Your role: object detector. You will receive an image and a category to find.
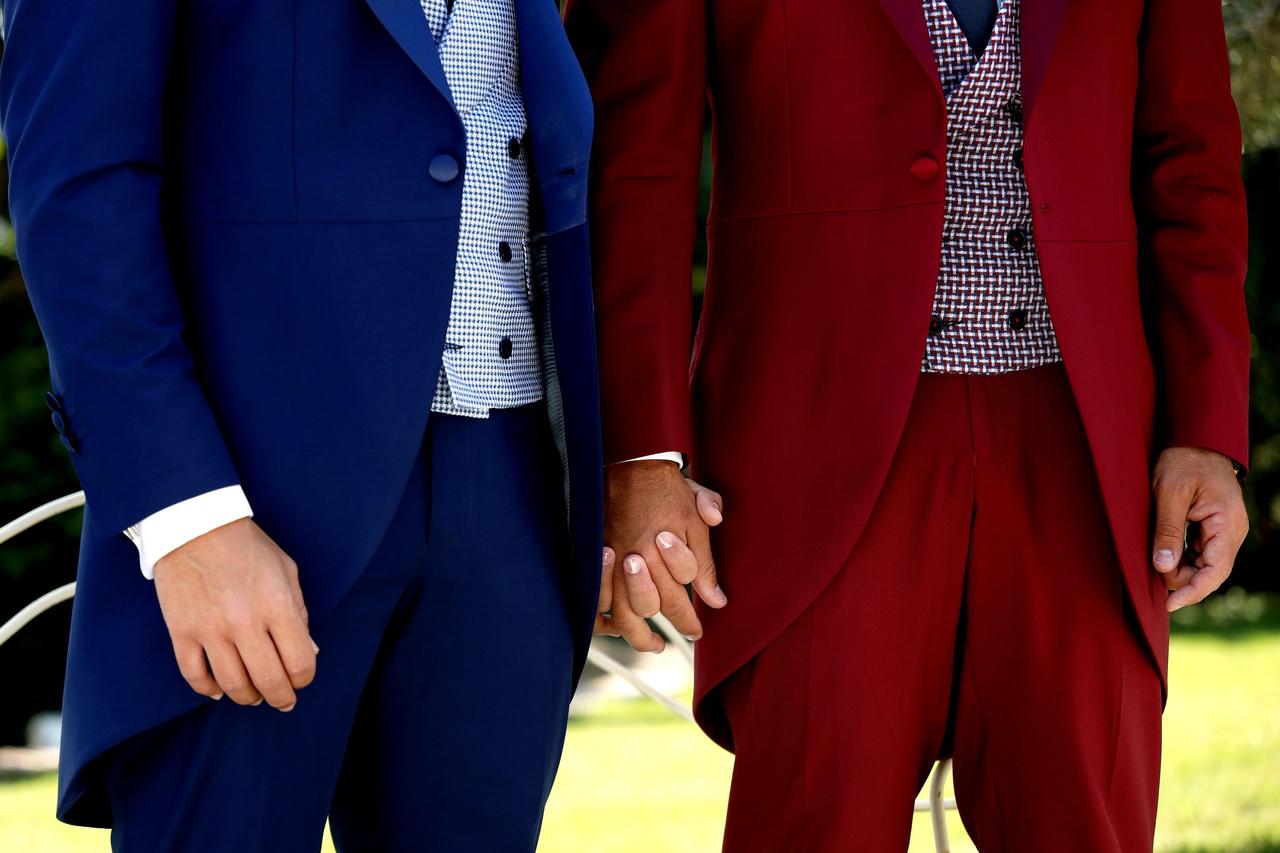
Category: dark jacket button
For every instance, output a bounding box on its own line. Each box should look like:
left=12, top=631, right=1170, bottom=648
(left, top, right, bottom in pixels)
left=928, top=315, right=945, bottom=337
left=428, top=154, right=461, bottom=184
left=1009, top=309, right=1028, bottom=331
left=499, top=241, right=513, bottom=263
left=910, top=156, right=940, bottom=183
left=508, top=138, right=522, bottom=159
left=45, top=391, right=63, bottom=413
left=51, top=410, right=67, bottom=434
left=1006, top=228, right=1028, bottom=250
left=499, top=337, right=513, bottom=359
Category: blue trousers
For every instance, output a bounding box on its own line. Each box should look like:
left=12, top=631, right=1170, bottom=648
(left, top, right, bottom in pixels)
left=103, top=405, right=577, bottom=852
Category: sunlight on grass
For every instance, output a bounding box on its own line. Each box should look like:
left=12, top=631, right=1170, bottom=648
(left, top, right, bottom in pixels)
left=3, top=606, right=1278, bottom=852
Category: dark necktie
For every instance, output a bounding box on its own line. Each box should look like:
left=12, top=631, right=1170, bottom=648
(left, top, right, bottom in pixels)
left=945, top=0, right=998, bottom=55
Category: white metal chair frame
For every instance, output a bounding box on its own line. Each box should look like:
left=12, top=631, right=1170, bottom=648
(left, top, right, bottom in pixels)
left=1, top=492, right=956, bottom=851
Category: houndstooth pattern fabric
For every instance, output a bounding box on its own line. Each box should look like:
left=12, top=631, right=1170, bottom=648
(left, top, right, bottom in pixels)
left=425, top=0, right=543, bottom=417
left=921, top=0, right=1063, bottom=374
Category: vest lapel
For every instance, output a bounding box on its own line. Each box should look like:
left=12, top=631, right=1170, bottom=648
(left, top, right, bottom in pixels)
left=365, top=0, right=456, bottom=110
left=874, top=0, right=943, bottom=100
left=439, top=0, right=517, bottom=115
left=1020, top=0, right=1068, bottom=124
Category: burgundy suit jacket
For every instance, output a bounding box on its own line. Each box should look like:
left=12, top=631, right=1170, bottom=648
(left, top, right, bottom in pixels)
left=565, top=0, right=1250, bottom=749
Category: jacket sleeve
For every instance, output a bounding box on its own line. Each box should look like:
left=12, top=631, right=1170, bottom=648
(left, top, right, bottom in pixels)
left=564, top=0, right=708, bottom=464
left=1132, top=0, right=1251, bottom=469
left=0, top=0, right=242, bottom=537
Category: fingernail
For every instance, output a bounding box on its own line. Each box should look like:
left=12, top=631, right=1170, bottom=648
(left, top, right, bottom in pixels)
left=211, top=693, right=224, bottom=702
left=1154, top=549, right=1176, bottom=568
left=311, top=640, right=320, bottom=655
left=253, top=699, right=264, bottom=707
left=682, top=634, right=701, bottom=642
left=281, top=703, right=296, bottom=713
left=624, top=556, right=643, bottom=575
left=602, top=548, right=615, bottom=565
left=710, top=504, right=723, bottom=523
left=657, top=532, right=677, bottom=549
left=712, top=585, right=728, bottom=606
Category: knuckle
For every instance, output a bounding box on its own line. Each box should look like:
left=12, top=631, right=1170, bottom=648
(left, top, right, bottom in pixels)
left=221, top=681, right=252, bottom=701
left=287, top=659, right=316, bottom=684
left=254, top=671, right=283, bottom=692
left=1154, top=522, right=1184, bottom=541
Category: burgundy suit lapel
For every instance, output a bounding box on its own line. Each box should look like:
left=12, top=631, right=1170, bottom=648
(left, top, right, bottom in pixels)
left=1020, top=0, right=1069, bottom=123
left=873, top=0, right=943, bottom=99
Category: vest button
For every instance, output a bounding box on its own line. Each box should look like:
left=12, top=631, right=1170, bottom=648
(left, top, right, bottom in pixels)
left=428, top=154, right=461, bottom=184
left=499, top=337, right=513, bottom=359
left=499, top=241, right=513, bottom=263
left=1009, top=309, right=1029, bottom=331
left=1006, top=228, right=1028, bottom=250
left=1012, top=147, right=1024, bottom=170
left=508, top=137, right=522, bottom=159
left=928, top=315, right=945, bottom=337
left=910, top=155, right=940, bottom=183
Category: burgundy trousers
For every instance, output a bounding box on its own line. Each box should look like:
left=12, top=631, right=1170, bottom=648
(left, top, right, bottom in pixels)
left=719, top=365, right=1163, bottom=852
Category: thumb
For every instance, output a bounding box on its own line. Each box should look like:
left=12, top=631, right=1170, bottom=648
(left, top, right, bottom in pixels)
left=282, top=559, right=317, bottom=653
left=687, top=525, right=727, bottom=609
left=1151, top=481, right=1192, bottom=574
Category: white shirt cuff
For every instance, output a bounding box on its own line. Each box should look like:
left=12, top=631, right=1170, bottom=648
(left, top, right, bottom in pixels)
left=123, top=486, right=254, bottom=580
left=617, top=451, right=685, bottom=467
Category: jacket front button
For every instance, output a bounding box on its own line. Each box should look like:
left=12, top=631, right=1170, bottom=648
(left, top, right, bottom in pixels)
left=428, top=153, right=461, bottom=184
left=499, top=337, right=513, bottom=359
left=910, top=155, right=940, bottom=183
left=51, top=410, right=66, bottom=434
left=498, top=241, right=513, bottom=263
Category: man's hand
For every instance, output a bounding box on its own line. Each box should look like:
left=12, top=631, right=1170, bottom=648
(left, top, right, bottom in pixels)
left=1151, top=447, right=1249, bottom=612
left=596, top=461, right=727, bottom=652
left=153, top=518, right=317, bottom=710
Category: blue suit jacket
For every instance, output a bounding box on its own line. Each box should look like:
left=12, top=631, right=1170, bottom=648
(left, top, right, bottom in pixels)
left=0, top=0, right=601, bottom=825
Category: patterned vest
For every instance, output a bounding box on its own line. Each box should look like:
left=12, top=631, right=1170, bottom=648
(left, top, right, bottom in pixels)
left=921, top=0, right=1063, bottom=374
left=423, top=0, right=543, bottom=417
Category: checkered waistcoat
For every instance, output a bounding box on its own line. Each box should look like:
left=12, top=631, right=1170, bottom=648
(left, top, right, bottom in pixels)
left=424, top=0, right=543, bottom=416
left=921, top=0, right=1063, bottom=373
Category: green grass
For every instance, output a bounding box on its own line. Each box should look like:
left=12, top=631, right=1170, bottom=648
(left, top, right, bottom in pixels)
left=4, top=593, right=1279, bottom=852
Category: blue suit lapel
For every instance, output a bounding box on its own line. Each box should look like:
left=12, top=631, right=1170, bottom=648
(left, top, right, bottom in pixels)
left=513, top=0, right=593, bottom=234
left=365, top=0, right=456, bottom=110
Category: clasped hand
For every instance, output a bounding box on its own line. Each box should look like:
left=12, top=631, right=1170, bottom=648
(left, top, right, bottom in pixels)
left=596, top=460, right=728, bottom=652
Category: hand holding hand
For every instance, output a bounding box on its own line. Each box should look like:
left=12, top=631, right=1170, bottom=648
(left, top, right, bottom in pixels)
left=596, top=462, right=727, bottom=652
left=153, top=518, right=317, bottom=710
left=1150, top=447, right=1249, bottom=612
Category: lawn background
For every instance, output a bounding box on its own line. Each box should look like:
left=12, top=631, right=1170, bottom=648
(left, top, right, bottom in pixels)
left=3, top=593, right=1277, bottom=852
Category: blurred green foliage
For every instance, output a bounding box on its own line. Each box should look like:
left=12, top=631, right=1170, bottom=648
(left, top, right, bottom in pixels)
left=0, top=3, right=1278, bottom=745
